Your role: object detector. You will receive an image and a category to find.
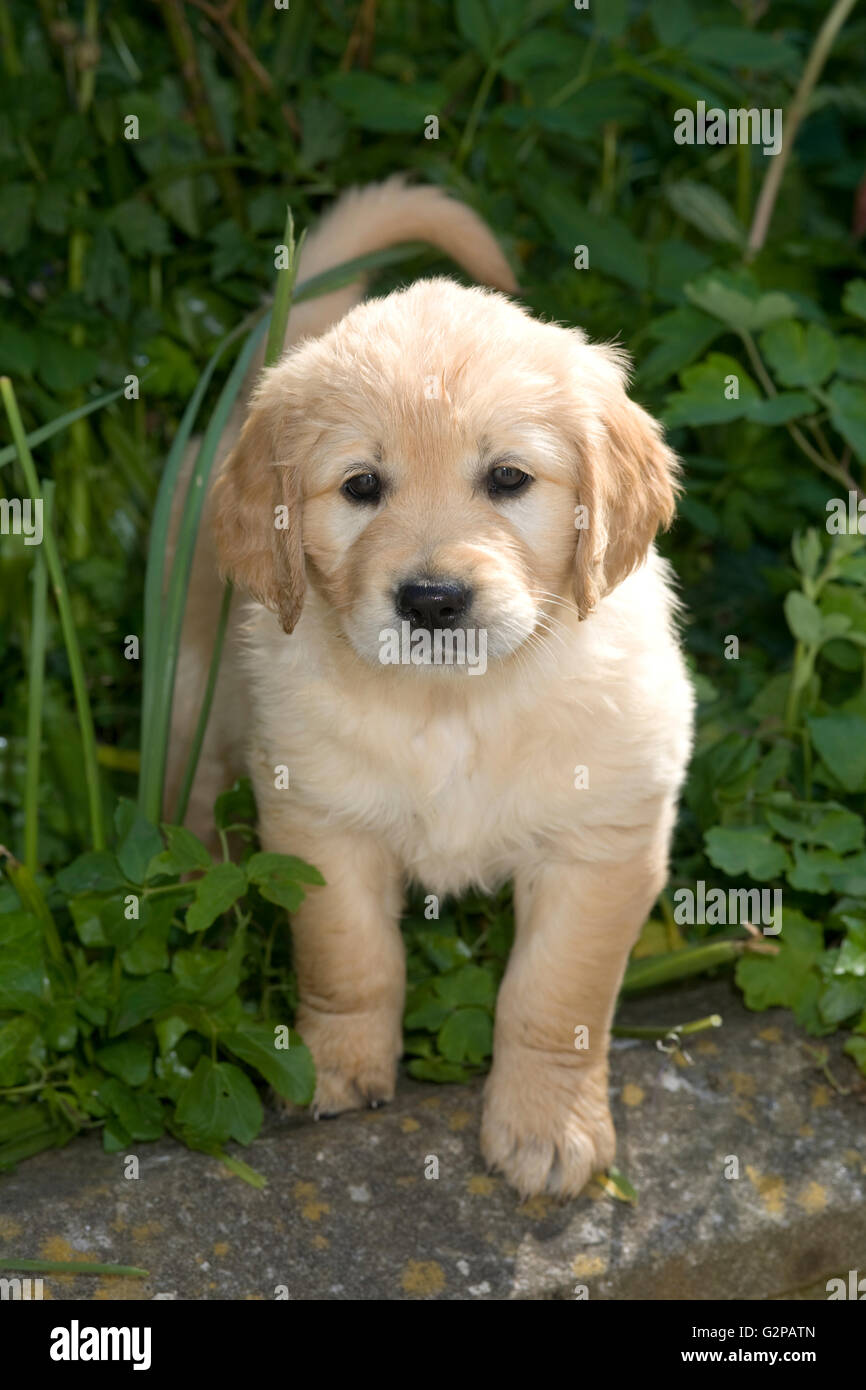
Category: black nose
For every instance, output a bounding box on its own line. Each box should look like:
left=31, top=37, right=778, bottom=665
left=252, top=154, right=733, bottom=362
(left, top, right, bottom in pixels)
left=396, top=579, right=471, bottom=631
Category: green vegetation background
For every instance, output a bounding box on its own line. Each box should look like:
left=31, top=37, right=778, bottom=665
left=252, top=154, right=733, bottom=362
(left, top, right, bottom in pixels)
left=1, top=0, right=866, bottom=1172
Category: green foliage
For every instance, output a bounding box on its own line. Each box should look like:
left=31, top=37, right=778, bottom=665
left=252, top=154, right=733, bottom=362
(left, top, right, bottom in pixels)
left=0, top=784, right=317, bottom=1177
left=2, top=0, right=866, bottom=1163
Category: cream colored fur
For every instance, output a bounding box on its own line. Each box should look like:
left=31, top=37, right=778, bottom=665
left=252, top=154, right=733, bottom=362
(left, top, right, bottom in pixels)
left=167, top=178, right=694, bottom=1199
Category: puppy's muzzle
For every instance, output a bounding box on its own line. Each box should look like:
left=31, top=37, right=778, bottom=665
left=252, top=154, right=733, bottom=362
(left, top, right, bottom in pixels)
left=395, top=578, right=472, bottom=633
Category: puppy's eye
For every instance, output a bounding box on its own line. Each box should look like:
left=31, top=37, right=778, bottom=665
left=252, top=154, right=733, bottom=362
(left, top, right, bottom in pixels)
left=342, top=472, right=381, bottom=503
left=488, top=464, right=531, bottom=495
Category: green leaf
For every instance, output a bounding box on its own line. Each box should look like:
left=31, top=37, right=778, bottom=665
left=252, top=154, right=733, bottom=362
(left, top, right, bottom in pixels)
left=437, top=1008, right=492, bottom=1064
left=407, top=1057, right=472, bottom=1083
left=820, top=976, right=866, bottom=1025
left=787, top=846, right=849, bottom=893
left=500, top=31, right=585, bottom=80
left=70, top=893, right=140, bottom=950
left=221, top=1022, right=315, bottom=1105
left=836, top=919, right=866, bottom=976
left=836, top=336, right=866, bottom=381
left=598, top=1165, right=638, bottom=1205
left=0, top=322, right=37, bottom=375
left=0, top=912, right=46, bottom=1012
left=594, top=0, right=628, bottom=39
left=807, top=714, right=866, bottom=792
left=97, top=1078, right=164, bottom=1141
left=184, top=863, right=247, bottom=933
left=0, top=1016, right=40, bottom=1087
left=704, top=826, right=790, bottom=880
left=456, top=0, right=497, bottom=58
left=434, top=964, right=496, bottom=1008
left=214, top=778, right=256, bottom=830
left=735, top=911, right=827, bottom=1034
left=759, top=320, right=837, bottom=389
left=684, top=26, right=800, bottom=71
left=109, top=200, right=172, bottom=257
left=56, top=852, right=127, bottom=896
left=765, top=801, right=864, bottom=853
left=115, top=802, right=164, bottom=884
left=155, top=1014, right=190, bottom=1057
left=173, top=927, right=246, bottom=1008
left=102, top=1117, right=132, bottom=1153
left=404, top=996, right=451, bottom=1030
left=526, top=179, right=649, bottom=290
left=663, top=353, right=758, bottom=427
left=651, top=0, right=695, bottom=47
left=325, top=73, right=446, bottom=133
left=685, top=273, right=796, bottom=334
left=76, top=962, right=113, bottom=1027
left=139, top=335, right=199, bottom=398
left=34, top=336, right=100, bottom=392
left=110, top=973, right=177, bottom=1036
left=784, top=591, right=823, bottom=645
left=842, top=279, right=866, bottom=322
left=0, top=183, right=33, bottom=255
left=245, top=852, right=324, bottom=911
left=119, top=897, right=175, bottom=975
left=215, top=1062, right=263, bottom=1144
left=743, top=392, right=814, bottom=425
left=826, top=381, right=866, bottom=463
left=175, top=1057, right=232, bottom=1147
left=791, top=530, right=822, bottom=581
left=638, top=307, right=720, bottom=387
left=94, top=1040, right=153, bottom=1087
left=44, top=1003, right=77, bottom=1051
left=843, top=1036, right=866, bottom=1074
left=151, top=824, right=212, bottom=876
left=665, top=181, right=743, bottom=245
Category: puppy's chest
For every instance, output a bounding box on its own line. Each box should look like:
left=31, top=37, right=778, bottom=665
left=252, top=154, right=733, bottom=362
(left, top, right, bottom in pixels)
left=376, top=713, right=523, bottom=879
left=327, top=696, right=533, bottom=841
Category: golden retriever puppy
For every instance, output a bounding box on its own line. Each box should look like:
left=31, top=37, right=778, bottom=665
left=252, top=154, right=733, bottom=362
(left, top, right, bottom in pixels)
left=170, top=178, right=694, bottom=1199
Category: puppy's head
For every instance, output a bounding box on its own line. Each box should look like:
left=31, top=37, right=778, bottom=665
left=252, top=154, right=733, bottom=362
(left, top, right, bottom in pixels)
left=213, top=280, right=679, bottom=672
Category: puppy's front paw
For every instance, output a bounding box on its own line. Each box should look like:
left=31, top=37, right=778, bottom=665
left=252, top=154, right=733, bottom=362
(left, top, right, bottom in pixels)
left=294, top=1006, right=401, bottom=1118
left=480, top=1051, right=615, bottom=1199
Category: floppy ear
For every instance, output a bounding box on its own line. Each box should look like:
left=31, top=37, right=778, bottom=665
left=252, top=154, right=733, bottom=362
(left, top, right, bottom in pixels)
left=573, top=361, right=680, bottom=618
left=211, top=393, right=305, bottom=634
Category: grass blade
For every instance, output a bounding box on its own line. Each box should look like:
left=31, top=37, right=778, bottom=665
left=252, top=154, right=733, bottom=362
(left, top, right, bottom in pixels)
left=139, top=316, right=269, bottom=822
left=0, top=377, right=105, bottom=850
left=293, top=240, right=429, bottom=303
left=172, top=208, right=306, bottom=826
left=173, top=577, right=232, bottom=824
left=138, top=310, right=266, bottom=818
left=24, top=480, right=51, bottom=872
left=0, top=1259, right=149, bottom=1278
left=0, top=385, right=126, bottom=471
left=264, top=206, right=307, bottom=366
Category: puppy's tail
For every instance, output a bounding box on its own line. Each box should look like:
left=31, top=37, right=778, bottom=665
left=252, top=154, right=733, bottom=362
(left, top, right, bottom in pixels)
left=300, top=175, right=516, bottom=295
left=273, top=176, right=517, bottom=361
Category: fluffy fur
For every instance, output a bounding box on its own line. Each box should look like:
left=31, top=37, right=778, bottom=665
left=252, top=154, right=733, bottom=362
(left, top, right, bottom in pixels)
left=167, top=177, right=695, bottom=1199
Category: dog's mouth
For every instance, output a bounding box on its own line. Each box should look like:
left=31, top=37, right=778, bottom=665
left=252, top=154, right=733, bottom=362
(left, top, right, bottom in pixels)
left=341, top=589, right=539, bottom=677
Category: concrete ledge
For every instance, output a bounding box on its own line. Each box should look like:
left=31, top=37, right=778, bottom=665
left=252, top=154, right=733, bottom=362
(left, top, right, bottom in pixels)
left=2, top=980, right=864, bottom=1300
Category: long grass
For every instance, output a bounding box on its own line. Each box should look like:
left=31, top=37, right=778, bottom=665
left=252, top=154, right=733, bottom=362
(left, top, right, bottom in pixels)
left=3, top=236, right=445, bottom=864
left=23, top=480, right=51, bottom=873
left=0, top=378, right=105, bottom=851
left=171, top=206, right=305, bottom=824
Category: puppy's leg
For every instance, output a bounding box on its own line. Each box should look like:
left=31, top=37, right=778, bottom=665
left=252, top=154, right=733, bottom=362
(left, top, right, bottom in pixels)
left=263, top=821, right=405, bottom=1116
left=481, top=820, right=670, bottom=1199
